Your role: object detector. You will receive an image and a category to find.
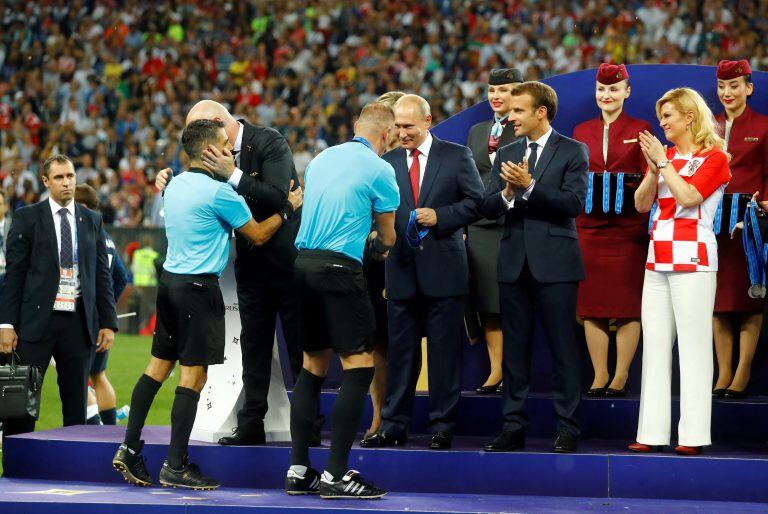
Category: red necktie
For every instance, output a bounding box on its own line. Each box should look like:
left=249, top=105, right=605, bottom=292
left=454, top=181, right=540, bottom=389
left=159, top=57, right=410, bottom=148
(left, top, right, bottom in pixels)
left=409, top=148, right=421, bottom=205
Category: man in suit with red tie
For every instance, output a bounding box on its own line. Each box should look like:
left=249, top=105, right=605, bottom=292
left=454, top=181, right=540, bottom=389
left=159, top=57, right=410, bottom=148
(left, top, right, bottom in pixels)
left=480, top=81, right=588, bottom=453
left=360, top=94, right=484, bottom=450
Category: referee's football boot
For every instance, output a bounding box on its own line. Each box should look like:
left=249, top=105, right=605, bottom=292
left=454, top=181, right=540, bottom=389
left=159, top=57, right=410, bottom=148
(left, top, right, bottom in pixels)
left=112, top=441, right=152, bottom=487
left=318, top=469, right=386, bottom=500
left=159, top=458, right=221, bottom=490
left=285, top=466, right=321, bottom=495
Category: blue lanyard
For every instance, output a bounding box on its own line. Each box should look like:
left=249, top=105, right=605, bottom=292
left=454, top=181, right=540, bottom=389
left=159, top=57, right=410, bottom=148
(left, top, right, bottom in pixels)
left=406, top=210, right=430, bottom=249
left=585, top=172, right=594, bottom=214
left=601, top=171, right=610, bottom=214
left=742, top=202, right=767, bottom=298
left=352, top=136, right=375, bottom=153
left=713, top=195, right=724, bottom=236
left=729, top=193, right=740, bottom=235
left=614, top=172, right=625, bottom=214
left=647, top=201, right=657, bottom=234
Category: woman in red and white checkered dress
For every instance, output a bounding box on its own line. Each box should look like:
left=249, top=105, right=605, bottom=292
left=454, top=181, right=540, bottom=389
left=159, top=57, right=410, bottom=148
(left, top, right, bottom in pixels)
left=629, top=88, right=731, bottom=456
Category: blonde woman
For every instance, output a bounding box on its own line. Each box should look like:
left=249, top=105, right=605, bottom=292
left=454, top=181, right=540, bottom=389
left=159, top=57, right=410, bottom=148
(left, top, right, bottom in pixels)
left=630, top=88, right=731, bottom=456
left=362, top=90, right=405, bottom=438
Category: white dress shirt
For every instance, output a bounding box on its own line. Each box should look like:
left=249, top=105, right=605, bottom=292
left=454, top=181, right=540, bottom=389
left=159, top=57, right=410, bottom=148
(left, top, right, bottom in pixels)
left=228, top=121, right=246, bottom=188
left=406, top=131, right=434, bottom=188
left=502, top=127, right=553, bottom=208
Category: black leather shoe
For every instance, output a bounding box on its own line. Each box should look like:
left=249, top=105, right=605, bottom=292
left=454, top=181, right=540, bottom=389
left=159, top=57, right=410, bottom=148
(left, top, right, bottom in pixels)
left=553, top=432, right=578, bottom=453
left=112, top=441, right=152, bottom=486
left=429, top=431, right=452, bottom=450
left=606, top=384, right=629, bottom=397
left=476, top=380, right=502, bottom=395
left=483, top=430, right=525, bottom=452
left=359, top=431, right=406, bottom=448
left=218, top=424, right=266, bottom=446
left=285, top=466, right=321, bottom=495
left=587, top=378, right=610, bottom=397
left=319, top=470, right=386, bottom=499
left=712, top=388, right=727, bottom=398
left=724, top=388, right=747, bottom=399
left=159, top=459, right=220, bottom=490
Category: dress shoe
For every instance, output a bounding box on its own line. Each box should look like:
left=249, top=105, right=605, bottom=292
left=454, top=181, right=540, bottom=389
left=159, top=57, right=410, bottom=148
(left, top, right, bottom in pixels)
left=675, top=445, right=702, bottom=456
left=476, top=380, right=502, bottom=395
left=218, top=425, right=266, bottom=446
left=359, top=431, right=406, bottom=448
left=628, top=442, right=663, bottom=453
left=429, top=431, right=452, bottom=450
left=723, top=388, right=747, bottom=399
left=712, top=388, right=727, bottom=399
left=553, top=432, right=578, bottom=453
left=483, top=430, right=525, bottom=452
left=586, top=384, right=609, bottom=397
left=606, top=384, right=629, bottom=397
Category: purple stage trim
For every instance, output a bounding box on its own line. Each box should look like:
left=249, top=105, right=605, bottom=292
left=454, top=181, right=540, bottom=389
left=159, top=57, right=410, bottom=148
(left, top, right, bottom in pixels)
left=2, top=478, right=768, bottom=514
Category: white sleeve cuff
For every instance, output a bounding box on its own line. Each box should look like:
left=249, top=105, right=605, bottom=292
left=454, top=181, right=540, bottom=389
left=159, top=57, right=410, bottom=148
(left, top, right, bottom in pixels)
left=501, top=192, right=515, bottom=209
left=521, top=179, right=536, bottom=201
left=0, top=324, right=14, bottom=329
left=228, top=167, right=244, bottom=188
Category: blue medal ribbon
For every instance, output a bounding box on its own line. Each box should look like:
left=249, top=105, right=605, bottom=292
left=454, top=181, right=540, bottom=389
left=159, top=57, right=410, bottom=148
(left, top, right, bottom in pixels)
left=406, top=210, right=430, bottom=249
left=742, top=202, right=767, bottom=298
left=615, top=172, right=625, bottom=214
left=585, top=172, right=594, bottom=214
left=647, top=201, right=657, bottom=235
left=352, top=136, right=375, bottom=152
left=729, top=193, right=740, bottom=235
left=713, top=195, right=724, bottom=236
left=601, top=172, right=610, bottom=213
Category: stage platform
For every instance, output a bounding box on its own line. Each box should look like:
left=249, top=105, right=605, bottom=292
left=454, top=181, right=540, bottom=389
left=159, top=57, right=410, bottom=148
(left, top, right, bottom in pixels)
left=3, top=392, right=768, bottom=511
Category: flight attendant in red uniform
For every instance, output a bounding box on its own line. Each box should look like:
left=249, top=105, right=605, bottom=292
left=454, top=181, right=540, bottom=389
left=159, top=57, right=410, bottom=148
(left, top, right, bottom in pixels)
left=573, top=64, right=652, bottom=396
left=712, top=59, right=768, bottom=399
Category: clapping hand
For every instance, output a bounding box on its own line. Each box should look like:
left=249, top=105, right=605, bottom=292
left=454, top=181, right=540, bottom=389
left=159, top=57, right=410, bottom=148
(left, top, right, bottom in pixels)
left=500, top=159, right=532, bottom=200
left=638, top=131, right=667, bottom=172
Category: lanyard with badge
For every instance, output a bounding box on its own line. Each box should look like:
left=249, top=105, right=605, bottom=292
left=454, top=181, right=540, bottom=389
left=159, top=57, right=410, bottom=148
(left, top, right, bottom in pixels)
left=53, top=214, right=78, bottom=312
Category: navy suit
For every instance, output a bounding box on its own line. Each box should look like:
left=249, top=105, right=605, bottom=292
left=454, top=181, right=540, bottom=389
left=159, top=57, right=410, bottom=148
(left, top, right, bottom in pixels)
left=0, top=200, right=118, bottom=440
left=381, top=134, right=484, bottom=436
left=480, top=129, right=588, bottom=436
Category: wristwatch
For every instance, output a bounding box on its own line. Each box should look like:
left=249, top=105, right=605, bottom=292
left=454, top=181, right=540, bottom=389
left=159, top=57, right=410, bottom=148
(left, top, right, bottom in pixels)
left=657, top=160, right=669, bottom=169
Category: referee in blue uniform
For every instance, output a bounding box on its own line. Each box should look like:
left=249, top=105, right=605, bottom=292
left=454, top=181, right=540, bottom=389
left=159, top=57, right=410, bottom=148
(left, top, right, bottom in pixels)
left=112, top=119, right=303, bottom=490
left=284, top=103, right=398, bottom=500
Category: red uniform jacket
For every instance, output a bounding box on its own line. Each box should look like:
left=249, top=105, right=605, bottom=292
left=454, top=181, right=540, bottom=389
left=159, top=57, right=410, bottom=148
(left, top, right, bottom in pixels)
left=573, top=111, right=652, bottom=228
left=715, top=105, right=768, bottom=196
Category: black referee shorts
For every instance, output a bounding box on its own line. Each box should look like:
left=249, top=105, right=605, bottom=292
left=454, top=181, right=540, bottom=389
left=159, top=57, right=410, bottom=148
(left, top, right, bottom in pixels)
left=151, top=270, right=226, bottom=366
left=295, top=250, right=375, bottom=355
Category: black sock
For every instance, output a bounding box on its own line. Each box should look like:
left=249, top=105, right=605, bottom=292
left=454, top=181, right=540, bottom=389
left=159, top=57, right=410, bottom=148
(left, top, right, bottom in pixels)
left=87, top=414, right=102, bottom=425
left=326, top=367, right=374, bottom=480
left=124, top=374, right=162, bottom=452
left=167, top=386, right=200, bottom=470
left=100, top=408, right=117, bottom=426
left=290, top=369, right=325, bottom=466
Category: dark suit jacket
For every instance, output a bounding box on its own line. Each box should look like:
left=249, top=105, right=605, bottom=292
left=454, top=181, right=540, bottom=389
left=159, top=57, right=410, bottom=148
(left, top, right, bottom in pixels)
left=467, top=120, right=520, bottom=227
left=234, top=120, right=301, bottom=275
left=0, top=201, right=118, bottom=344
left=384, top=135, right=484, bottom=299
left=480, top=129, right=589, bottom=284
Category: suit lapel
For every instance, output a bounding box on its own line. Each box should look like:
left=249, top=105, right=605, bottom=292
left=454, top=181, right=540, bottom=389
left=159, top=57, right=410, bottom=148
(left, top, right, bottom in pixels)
left=75, top=204, right=87, bottom=267
left=418, top=135, right=443, bottom=207
left=238, top=120, right=256, bottom=173
left=392, top=148, right=414, bottom=210
left=476, top=122, right=493, bottom=169
left=499, top=122, right=517, bottom=148
left=39, top=202, right=59, bottom=268
left=532, top=130, right=561, bottom=182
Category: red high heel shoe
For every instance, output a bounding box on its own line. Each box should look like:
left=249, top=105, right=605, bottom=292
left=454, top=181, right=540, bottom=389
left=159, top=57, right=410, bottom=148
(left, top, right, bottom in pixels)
left=628, top=442, right=662, bottom=453
left=674, top=445, right=701, bottom=456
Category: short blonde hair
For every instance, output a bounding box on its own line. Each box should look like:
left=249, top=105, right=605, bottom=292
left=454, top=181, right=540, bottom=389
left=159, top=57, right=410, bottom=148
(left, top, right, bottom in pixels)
left=376, top=91, right=406, bottom=110
left=655, top=88, right=726, bottom=153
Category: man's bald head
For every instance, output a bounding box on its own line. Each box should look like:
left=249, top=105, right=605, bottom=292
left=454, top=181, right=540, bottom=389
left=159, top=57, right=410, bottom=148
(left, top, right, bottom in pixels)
left=394, top=94, right=431, bottom=118
left=186, top=100, right=239, bottom=144
left=393, top=94, right=432, bottom=150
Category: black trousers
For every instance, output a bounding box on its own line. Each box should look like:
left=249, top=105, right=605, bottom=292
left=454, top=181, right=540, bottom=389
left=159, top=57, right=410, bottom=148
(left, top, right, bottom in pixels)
left=2, top=302, right=92, bottom=439
left=499, top=260, right=581, bottom=436
left=235, top=264, right=302, bottom=431
left=381, top=294, right=464, bottom=436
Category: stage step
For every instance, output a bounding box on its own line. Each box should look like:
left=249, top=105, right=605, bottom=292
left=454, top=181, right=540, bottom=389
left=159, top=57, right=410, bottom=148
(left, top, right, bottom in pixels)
left=320, top=390, right=768, bottom=442
left=2, top=478, right=768, bottom=514
left=4, top=425, right=768, bottom=503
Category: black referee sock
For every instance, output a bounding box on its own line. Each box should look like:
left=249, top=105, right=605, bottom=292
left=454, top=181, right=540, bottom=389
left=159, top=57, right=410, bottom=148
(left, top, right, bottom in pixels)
left=167, top=386, right=201, bottom=470
left=124, top=374, right=162, bottom=452
left=290, top=369, right=325, bottom=467
left=326, top=367, right=374, bottom=480
left=100, top=408, right=117, bottom=426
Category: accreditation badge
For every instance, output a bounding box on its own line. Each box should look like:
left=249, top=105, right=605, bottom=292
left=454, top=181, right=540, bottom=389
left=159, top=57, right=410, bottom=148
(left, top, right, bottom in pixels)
left=53, top=265, right=78, bottom=312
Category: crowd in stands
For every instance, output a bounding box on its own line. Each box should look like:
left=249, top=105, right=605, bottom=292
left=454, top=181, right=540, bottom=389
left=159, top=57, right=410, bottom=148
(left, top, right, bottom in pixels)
left=1, top=0, right=767, bottom=227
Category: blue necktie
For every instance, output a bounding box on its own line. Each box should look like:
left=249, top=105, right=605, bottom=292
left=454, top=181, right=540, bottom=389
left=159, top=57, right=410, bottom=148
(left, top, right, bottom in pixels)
left=59, top=208, right=74, bottom=268
left=528, top=142, right=539, bottom=172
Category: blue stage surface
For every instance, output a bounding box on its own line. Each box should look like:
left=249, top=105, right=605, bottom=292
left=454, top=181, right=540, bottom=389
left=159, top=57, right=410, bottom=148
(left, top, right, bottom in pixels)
left=4, top=420, right=768, bottom=504
left=2, top=479, right=768, bottom=514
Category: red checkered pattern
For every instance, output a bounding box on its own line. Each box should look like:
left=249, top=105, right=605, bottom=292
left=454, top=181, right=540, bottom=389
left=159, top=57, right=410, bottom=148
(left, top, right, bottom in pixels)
left=646, top=147, right=731, bottom=272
